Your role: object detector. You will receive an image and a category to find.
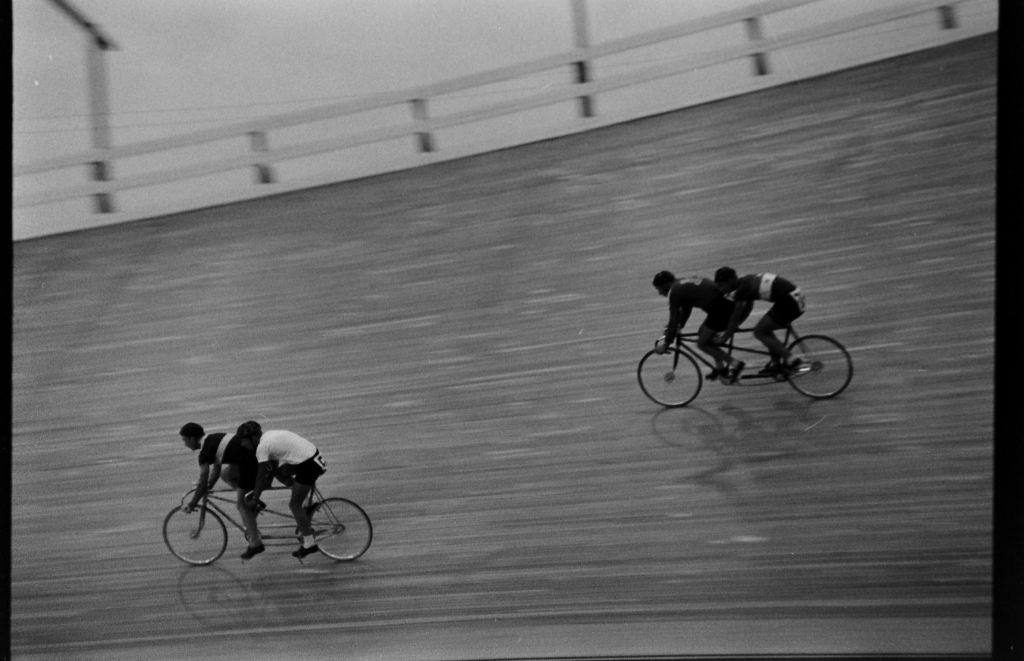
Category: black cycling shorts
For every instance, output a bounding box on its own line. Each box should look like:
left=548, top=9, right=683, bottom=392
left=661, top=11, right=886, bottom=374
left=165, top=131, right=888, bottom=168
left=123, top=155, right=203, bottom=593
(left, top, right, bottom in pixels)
left=282, top=452, right=327, bottom=485
left=702, top=297, right=734, bottom=333
left=766, top=289, right=806, bottom=326
left=221, top=462, right=257, bottom=491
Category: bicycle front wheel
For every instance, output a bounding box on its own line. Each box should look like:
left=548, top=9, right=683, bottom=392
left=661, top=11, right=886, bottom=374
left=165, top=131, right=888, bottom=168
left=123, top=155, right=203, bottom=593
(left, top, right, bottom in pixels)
left=163, top=506, right=228, bottom=565
left=637, top=348, right=703, bottom=407
left=310, top=498, right=373, bottom=561
left=786, top=334, right=853, bottom=399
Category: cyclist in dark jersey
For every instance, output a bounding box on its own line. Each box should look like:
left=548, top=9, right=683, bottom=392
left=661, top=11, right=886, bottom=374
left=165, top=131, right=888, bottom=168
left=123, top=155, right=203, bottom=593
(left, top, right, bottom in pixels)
left=652, top=271, right=745, bottom=383
left=178, top=421, right=265, bottom=559
left=179, top=422, right=228, bottom=511
left=714, top=266, right=806, bottom=374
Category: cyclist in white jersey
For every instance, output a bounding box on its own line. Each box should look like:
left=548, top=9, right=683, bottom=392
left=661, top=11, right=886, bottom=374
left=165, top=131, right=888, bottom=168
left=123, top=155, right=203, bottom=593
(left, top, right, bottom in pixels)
left=233, top=421, right=327, bottom=559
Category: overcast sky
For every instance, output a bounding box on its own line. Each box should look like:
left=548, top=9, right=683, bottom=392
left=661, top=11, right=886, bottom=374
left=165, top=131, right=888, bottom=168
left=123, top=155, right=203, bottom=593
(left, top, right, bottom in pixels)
left=13, top=0, right=756, bottom=162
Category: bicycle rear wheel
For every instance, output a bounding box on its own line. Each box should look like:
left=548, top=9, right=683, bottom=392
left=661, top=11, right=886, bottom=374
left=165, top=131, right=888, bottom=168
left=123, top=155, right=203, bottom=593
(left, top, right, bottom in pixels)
left=637, top=348, right=703, bottom=407
left=309, top=498, right=373, bottom=561
left=785, top=334, right=853, bottom=399
left=163, top=506, right=228, bottom=565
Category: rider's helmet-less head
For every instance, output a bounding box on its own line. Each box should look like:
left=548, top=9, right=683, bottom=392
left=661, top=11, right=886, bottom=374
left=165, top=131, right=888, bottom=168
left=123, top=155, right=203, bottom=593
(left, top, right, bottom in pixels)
left=235, top=420, right=263, bottom=440
left=652, top=271, right=675, bottom=295
left=714, top=266, right=739, bottom=293
left=179, top=422, right=204, bottom=439
left=714, top=266, right=737, bottom=284
left=652, top=271, right=675, bottom=288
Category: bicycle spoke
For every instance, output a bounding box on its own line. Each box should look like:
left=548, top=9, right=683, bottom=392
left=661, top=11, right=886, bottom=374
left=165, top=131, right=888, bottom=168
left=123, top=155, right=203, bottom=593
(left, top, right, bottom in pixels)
left=786, top=334, right=853, bottom=399
left=163, top=506, right=228, bottom=565
left=310, top=498, right=372, bottom=561
left=637, top=348, right=702, bottom=407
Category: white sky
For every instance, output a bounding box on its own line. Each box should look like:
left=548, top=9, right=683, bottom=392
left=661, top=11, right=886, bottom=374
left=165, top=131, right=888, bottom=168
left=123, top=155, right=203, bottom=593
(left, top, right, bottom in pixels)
left=13, top=0, right=754, bottom=161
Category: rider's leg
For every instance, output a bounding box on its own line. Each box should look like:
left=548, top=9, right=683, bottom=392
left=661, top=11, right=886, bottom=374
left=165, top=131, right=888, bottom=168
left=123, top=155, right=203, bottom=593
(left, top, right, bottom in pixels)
left=753, top=314, right=789, bottom=363
left=699, top=302, right=743, bottom=377
left=223, top=463, right=263, bottom=549
left=235, top=489, right=264, bottom=547
left=697, top=324, right=738, bottom=371
left=696, top=325, right=724, bottom=367
left=289, top=481, right=315, bottom=539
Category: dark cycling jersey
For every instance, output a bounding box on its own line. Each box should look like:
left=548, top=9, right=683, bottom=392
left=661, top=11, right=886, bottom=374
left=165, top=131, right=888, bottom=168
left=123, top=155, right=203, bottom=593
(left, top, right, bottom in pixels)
left=196, top=432, right=227, bottom=466
left=219, top=435, right=259, bottom=490
left=220, top=436, right=256, bottom=467
left=664, top=276, right=735, bottom=337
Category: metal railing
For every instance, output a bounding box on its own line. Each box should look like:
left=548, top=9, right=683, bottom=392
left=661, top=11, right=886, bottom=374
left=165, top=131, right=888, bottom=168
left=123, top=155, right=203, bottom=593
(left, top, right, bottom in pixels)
left=12, top=0, right=994, bottom=238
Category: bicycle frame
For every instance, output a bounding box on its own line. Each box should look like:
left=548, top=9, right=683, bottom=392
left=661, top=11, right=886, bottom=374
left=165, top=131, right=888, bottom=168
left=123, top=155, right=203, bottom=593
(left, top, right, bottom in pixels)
left=675, top=325, right=798, bottom=383
left=181, top=485, right=326, bottom=542
left=639, top=323, right=851, bottom=407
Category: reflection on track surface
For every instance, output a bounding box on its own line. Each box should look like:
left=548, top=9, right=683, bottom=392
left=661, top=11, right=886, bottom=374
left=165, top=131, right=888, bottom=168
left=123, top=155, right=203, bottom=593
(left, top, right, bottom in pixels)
left=11, top=36, right=993, bottom=659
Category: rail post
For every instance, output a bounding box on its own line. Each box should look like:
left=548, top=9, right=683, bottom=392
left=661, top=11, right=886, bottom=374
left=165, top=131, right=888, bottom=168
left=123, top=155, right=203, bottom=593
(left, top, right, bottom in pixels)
left=89, top=160, right=114, bottom=213
left=571, top=0, right=595, bottom=118
left=49, top=0, right=119, bottom=212
left=248, top=131, right=276, bottom=184
left=744, top=16, right=770, bottom=76
left=938, top=5, right=958, bottom=29
left=86, top=30, right=117, bottom=212
left=410, top=98, right=434, bottom=152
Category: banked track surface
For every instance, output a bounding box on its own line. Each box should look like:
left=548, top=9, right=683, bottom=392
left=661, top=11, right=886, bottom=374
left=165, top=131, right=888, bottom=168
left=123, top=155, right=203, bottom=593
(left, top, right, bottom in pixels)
left=11, top=35, right=994, bottom=659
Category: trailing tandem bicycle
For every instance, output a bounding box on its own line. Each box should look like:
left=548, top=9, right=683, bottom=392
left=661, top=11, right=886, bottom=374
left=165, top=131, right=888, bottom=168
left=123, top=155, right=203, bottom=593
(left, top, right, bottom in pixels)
left=637, top=325, right=852, bottom=407
left=163, top=485, right=372, bottom=565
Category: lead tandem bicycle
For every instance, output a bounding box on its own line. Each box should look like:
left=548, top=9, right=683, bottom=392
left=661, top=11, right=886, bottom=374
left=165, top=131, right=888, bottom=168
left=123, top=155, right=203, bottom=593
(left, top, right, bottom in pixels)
left=637, top=325, right=853, bottom=407
left=162, top=485, right=372, bottom=565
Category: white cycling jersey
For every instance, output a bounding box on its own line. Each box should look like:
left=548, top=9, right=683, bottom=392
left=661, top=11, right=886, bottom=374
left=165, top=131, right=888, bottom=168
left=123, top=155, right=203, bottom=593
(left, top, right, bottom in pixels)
left=757, top=273, right=777, bottom=300
left=255, top=429, right=317, bottom=465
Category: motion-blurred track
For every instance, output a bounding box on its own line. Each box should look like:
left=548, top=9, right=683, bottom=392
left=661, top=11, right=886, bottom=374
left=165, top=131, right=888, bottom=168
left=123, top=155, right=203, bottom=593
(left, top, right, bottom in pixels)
left=11, top=35, right=994, bottom=659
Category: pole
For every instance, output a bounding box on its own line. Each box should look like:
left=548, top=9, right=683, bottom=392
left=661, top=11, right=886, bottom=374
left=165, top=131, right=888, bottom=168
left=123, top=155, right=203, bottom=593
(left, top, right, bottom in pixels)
left=87, top=37, right=115, bottom=211
left=48, top=0, right=119, bottom=212
left=570, top=0, right=594, bottom=118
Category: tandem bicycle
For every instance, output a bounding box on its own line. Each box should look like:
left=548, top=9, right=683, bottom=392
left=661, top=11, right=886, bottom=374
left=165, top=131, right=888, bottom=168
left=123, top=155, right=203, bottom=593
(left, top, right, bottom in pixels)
left=637, top=325, right=853, bottom=407
left=163, top=485, right=372, bottom=565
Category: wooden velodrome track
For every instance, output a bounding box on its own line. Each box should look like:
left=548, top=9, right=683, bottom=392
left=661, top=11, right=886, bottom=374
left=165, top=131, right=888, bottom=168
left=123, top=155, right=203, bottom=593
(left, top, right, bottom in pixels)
left=11, top=35, right=994, bottom=659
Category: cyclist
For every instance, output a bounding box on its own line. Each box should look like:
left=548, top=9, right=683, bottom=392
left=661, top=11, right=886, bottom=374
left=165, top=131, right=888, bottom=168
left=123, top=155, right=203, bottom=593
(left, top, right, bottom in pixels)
left=232, top=421, right=328, bottom=559
left=178, top=422, right=226, bottom=511
left=178, top=422, right=265, bottom=559
left=652, top=270, right=745, bottom=383
left=713, top=266, right=806, bottom=374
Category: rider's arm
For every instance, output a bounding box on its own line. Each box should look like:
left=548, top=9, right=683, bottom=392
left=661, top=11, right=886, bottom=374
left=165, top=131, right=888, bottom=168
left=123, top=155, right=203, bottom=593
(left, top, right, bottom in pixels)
left=249, top=461, right=275, bottom=500
left=188, top=463, right=213, bottom=508
left=207, top=462, right=222, bottom=489
left=723, top=299, right=754, bottom=336
left=664, top=288, right=693, bottom=340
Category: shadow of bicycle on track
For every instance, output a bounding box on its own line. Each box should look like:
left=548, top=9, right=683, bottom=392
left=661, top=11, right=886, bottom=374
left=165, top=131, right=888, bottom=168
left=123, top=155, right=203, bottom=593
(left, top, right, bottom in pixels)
left=175, top=560, right=355, bottom=629
left=176, top=564, right=289, bottom=628
left=649, top=397, right=827, bottom=488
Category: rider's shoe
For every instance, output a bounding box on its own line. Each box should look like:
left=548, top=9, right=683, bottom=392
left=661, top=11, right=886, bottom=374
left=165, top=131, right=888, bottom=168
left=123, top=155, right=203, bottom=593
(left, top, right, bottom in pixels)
left=240, top=543, right=265, bottom=560
left=724, top=361, right=745, bottom=384
left=706, top=367, right=723, bottom=381
left=292, top=544, right=320, bottom=559
left=758, top=360, right=780, bottom=376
